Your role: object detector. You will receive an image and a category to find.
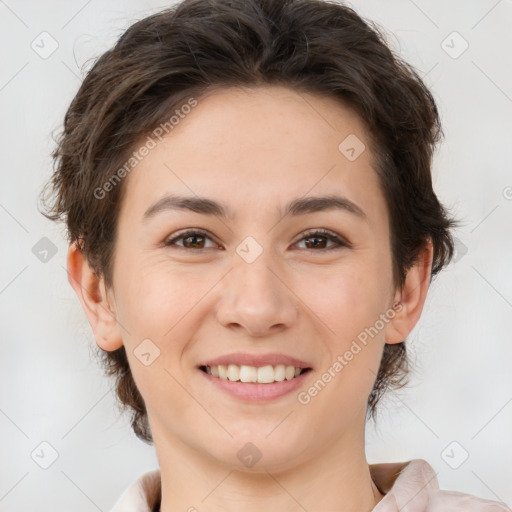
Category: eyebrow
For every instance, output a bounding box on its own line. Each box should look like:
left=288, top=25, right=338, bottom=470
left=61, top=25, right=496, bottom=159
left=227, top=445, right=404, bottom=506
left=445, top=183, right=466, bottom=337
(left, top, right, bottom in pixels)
left=142, top=193, right=367, bottom=222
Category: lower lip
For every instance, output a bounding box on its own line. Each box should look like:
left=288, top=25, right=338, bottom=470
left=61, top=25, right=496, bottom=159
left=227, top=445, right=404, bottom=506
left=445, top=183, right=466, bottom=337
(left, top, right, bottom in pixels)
left=199, top=368, right=312, bottom=402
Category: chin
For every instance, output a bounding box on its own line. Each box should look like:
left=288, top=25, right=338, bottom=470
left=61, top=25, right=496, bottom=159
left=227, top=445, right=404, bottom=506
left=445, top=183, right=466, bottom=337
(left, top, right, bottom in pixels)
left=208, top=433, right=308, bottom=473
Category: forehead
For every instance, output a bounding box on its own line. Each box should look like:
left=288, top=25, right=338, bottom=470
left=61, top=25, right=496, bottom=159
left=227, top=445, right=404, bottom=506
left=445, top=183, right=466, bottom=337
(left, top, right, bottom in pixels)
left=118, top=85, right=383, bottom=223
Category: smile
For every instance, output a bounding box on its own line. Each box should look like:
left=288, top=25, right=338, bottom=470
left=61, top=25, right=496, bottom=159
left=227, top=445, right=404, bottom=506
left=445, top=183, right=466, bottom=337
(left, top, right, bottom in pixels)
left=200, top=364, right=311, bottom=384
left=198, top=364, right=313, bottom=402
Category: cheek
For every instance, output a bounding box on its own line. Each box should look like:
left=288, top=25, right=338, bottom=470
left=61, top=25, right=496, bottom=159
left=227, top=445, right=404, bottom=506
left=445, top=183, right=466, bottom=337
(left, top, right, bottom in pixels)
left=112, top=263, right=205, bottom=409
left=294, top=256, right=392, bottom=343
left=115, top=258, right=210, bottom=342
left=292, top=258, right=392, bottom=408
left=112, top=256, right=229, bottom=389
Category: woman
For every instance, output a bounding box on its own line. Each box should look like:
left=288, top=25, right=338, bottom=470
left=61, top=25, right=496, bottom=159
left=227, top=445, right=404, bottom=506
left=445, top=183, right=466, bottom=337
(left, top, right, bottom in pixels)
left=40, top=0, right=509, bottom=510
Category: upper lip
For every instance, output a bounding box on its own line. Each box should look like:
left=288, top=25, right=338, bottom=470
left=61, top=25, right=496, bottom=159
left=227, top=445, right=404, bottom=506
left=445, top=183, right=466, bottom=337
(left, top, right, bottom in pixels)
left=200, top=352, right=313, bottom=369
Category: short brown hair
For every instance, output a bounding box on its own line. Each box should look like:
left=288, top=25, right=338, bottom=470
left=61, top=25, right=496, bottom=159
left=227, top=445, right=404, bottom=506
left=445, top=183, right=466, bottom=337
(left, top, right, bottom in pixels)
left=40, top=0, right=455, bottom=443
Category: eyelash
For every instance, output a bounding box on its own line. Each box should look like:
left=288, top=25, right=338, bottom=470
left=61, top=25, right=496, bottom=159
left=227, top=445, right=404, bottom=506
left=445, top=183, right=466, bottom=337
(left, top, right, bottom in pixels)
left=162, top=228, right=350, bottom=252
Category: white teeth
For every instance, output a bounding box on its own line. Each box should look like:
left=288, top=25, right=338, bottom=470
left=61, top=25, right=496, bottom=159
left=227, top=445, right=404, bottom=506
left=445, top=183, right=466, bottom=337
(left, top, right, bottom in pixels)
left=227, top=364, right=239, bottom=381
left=285, top=365, right=295, bottom=380
left=218, top=365, right=228, bottom=380
left=239, top=365, right=258, bottom=383
left=274, top=364, right=285, bottom=381
left=204, top=364, right=306, bottom=383
left=257, top=365, right=275, bottom=383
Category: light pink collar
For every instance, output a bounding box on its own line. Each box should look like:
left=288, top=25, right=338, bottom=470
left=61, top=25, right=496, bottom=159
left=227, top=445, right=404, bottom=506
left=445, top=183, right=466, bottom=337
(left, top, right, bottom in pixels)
left=110, top=459, right=508, bottom=511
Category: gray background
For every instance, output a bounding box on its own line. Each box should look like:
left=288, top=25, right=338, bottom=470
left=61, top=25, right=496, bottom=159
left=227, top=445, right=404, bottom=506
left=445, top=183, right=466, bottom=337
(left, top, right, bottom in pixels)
left=1, top=0, right=511, bottom=510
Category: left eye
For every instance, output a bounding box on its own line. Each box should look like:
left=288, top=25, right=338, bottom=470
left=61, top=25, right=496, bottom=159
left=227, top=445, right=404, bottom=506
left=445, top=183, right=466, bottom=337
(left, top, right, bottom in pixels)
left=294, top=229, right=348, bottom=250
left=163, top=228, right=348, bottom=251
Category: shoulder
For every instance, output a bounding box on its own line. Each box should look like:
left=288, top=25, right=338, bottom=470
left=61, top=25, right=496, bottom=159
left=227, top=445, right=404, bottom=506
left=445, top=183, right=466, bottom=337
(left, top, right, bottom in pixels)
left=109, top=469, right=161, bottom=512
left=370, top=459, right=509, bottom=512
left=426, top=490, right=510, bottom=511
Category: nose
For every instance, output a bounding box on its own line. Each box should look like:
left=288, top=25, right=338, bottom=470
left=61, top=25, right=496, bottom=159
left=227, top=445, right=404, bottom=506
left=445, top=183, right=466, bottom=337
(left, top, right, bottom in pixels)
left=215, top=247, right=299, bottom=337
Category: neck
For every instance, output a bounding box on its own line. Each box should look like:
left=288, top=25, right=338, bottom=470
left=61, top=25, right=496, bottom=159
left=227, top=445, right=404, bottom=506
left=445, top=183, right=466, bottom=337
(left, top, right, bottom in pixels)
left=152, top=415, right=385, bottom=512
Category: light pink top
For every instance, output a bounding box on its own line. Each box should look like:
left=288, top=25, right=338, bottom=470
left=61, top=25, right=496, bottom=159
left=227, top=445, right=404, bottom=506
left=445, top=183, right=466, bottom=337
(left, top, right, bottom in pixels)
left=110, top=459, right=509, bottom=511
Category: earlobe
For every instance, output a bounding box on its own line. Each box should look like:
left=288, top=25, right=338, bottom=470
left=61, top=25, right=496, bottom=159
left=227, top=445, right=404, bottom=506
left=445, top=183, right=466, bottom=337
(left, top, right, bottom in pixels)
left=385, top=240, right=434, bottom=344
left=66, top=242, right=124, bottom=351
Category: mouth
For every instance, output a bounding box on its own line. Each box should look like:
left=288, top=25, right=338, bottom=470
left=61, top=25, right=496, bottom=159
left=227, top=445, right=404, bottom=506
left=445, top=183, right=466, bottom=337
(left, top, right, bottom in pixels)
left=199, top=364, right=313, bottom=384
left=196, top=353, right=314, bottom=401
left=198, top=363, right=313, bottom=402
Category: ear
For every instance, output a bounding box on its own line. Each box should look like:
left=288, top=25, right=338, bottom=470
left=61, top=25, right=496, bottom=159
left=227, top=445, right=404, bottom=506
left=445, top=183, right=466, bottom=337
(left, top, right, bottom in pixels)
left=385, top=239, right=434, bottom=344
left=66, top=242, right=124, bottom=351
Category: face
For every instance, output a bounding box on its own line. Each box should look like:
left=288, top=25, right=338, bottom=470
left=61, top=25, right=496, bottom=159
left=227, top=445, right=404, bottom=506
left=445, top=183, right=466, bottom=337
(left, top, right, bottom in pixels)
left=94, top=85, right=407, bottom=470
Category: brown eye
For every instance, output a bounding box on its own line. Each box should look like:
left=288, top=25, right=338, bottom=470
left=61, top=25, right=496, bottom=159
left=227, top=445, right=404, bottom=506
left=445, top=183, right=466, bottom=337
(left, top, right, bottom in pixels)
left=164, top=229, right=218, bottom=250
left=303, top=235, right=329, bottom=249
left=181, top=234, right=206, bottom=249
left=163, top=228, right=349, bottom=252
left=295, top=229, right=349, bottom=251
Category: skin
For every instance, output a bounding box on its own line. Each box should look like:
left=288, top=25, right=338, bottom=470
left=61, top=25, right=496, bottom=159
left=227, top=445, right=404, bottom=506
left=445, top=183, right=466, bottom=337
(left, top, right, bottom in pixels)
left=67, top=85, right=433, bottom=511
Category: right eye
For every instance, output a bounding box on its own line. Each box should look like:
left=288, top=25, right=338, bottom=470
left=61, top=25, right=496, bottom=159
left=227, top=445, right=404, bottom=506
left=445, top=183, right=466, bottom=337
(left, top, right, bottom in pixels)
left=163, top=229, right=220, bottom=251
